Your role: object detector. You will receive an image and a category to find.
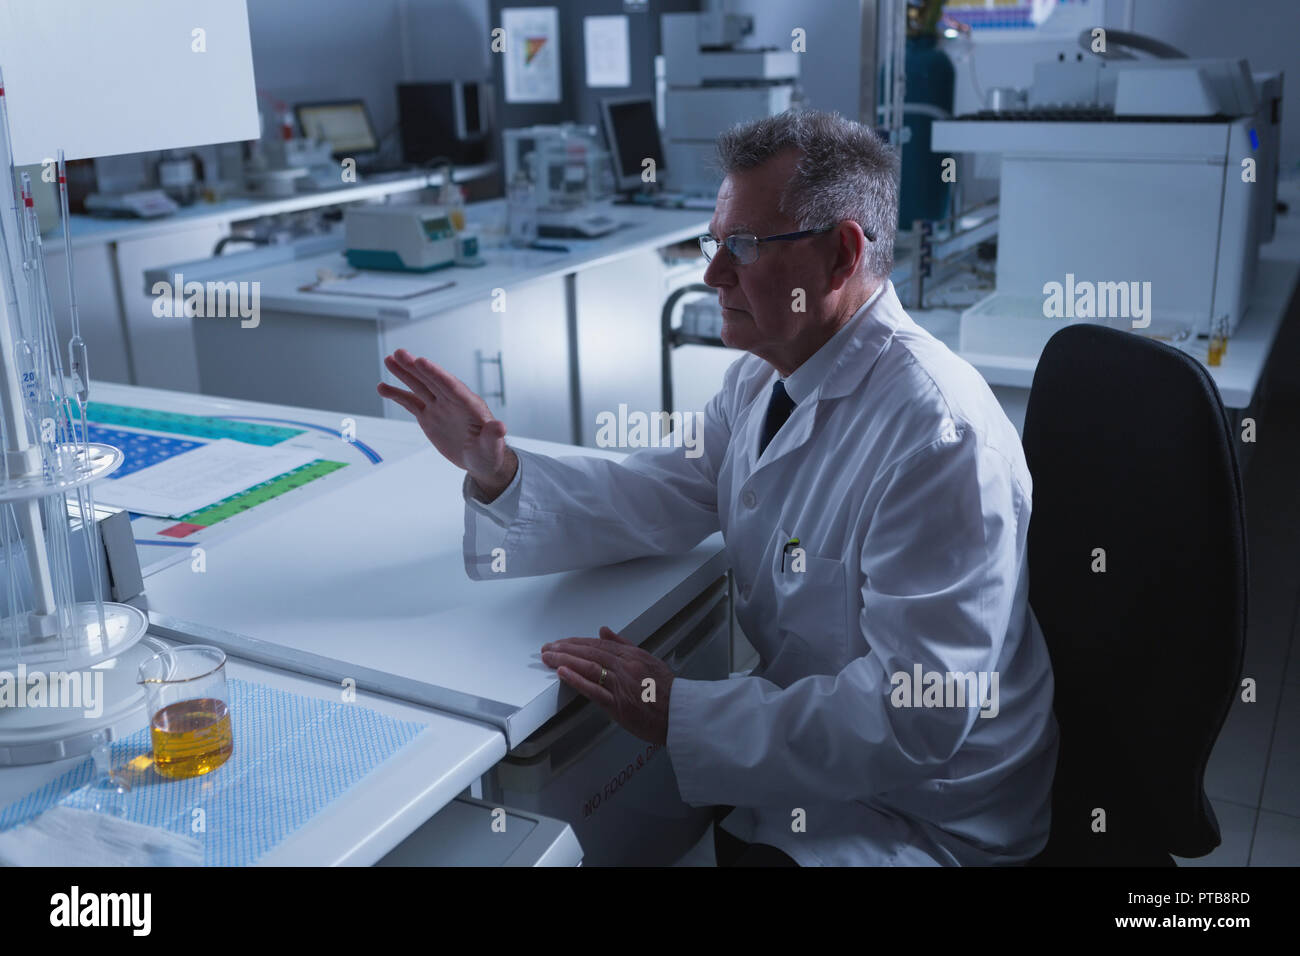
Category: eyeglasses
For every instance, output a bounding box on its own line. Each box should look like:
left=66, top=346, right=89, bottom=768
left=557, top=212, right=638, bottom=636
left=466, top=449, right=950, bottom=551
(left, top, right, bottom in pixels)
left=699, top=226, right=834, bottom=265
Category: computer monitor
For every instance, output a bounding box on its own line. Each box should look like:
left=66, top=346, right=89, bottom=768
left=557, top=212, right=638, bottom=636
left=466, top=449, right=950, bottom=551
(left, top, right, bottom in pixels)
left=397, top=82, right=490, bottom=166
left=294, top=100, right=380, bottom=158
left=600, top=97, right=667, bottom=194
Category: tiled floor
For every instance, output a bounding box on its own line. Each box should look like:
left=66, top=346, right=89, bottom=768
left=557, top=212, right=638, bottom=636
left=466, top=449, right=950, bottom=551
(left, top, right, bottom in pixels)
left=1172, top=303, right=1300, bottom=866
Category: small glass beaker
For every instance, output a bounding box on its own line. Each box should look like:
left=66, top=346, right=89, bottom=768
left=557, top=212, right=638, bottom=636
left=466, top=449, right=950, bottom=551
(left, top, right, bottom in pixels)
left=1207, top=314, right=1229, bottom=367
left=507, top=173, right=538, bottom=248
left=136, top=645, right=233, bottom=779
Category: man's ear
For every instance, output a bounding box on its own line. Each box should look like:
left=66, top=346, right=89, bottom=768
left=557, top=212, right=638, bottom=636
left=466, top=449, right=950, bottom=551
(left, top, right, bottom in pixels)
left=827, top=221, right=867, bottom=292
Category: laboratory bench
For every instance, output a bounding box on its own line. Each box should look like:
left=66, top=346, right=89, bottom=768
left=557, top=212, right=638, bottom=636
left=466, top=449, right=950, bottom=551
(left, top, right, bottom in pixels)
left=908, top=188, right=1300, bottom=463
left=913, top=257, right=1298, bottom=418
left=156, top=183, right=1300, bottom=466
left=147, top=198, right=714, bottom=447
left=37, top=163, right=497, bottom=394
left=0, top=382, right=730, bottom=866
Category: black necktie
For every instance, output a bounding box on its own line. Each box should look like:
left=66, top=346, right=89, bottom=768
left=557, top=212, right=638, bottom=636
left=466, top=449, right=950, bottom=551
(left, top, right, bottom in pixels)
left=758, top=380, right=796, bottom=458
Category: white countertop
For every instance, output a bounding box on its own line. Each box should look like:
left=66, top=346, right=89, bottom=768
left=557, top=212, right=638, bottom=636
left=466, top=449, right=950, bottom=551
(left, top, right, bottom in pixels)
left=1, top=381, right=725, bottom=865
left=912, top=201, right=1300, bottom=410
left=46, top=164, right=497, bottom=248
left=86, top=380, right=432, bottom=575
left=140, top=435, right=727, bottom=748
left=0, top=384, right=505, bottom=866
left=155, top=199, right=711, bottom=321
left=77, top=382, right=725, bottom=751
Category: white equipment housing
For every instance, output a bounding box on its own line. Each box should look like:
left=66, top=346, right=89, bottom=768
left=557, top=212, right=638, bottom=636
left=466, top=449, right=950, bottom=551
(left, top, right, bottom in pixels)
left=660, top=11, right=800, bottom=196
left=344, top=204, right=457, bottom=272
left=503, top=125, right=618, bottom=238
left=933, top=58, right=1284, bottom=357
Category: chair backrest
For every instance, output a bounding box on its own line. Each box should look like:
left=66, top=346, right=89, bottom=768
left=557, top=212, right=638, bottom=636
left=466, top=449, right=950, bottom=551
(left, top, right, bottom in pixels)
left=1022, top=324, right=1247, bottom=864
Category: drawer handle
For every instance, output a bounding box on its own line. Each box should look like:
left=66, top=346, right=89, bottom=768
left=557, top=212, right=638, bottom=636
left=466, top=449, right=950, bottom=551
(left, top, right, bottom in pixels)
left=477, top=350, right=505, bottom=404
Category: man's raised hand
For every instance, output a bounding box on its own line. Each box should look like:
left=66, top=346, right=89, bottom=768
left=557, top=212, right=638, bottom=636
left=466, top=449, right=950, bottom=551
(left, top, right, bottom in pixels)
left=378, top=349, right=518, bottom=499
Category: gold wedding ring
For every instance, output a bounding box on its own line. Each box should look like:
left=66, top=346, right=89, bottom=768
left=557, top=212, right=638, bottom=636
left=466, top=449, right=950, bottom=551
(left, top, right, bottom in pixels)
left=599, top=667, right=608, bottom=687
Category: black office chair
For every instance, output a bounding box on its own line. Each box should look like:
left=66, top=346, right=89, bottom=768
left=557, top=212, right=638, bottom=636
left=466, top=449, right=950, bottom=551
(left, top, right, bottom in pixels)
left=1022, top=324, right=1247, bottom=866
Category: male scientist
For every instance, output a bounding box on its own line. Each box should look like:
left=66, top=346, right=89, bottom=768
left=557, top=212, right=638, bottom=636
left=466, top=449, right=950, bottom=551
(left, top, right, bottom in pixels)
left=378, top=110, right=1058, bottom=867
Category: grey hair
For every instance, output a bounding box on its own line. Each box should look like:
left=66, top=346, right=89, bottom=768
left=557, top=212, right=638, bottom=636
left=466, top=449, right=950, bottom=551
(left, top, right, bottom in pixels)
left=714, top=109, right=899, bottom=280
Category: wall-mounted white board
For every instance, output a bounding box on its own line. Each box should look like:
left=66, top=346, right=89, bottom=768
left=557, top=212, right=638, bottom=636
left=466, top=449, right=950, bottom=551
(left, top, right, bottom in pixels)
left=0, top=0, right=260, bottom=165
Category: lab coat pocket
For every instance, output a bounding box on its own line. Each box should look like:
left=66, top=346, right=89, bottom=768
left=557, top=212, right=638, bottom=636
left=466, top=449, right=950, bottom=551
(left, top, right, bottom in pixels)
left=772, top=533, right=850, bottom=667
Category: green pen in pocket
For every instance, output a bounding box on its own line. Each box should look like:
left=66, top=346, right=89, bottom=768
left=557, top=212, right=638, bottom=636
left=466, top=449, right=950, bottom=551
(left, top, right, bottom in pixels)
left=782, top=536, right=799, bottom=572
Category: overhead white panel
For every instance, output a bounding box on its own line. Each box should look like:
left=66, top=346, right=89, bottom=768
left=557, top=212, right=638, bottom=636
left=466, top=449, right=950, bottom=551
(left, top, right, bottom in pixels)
left=0, top=0, right=259, bottom=165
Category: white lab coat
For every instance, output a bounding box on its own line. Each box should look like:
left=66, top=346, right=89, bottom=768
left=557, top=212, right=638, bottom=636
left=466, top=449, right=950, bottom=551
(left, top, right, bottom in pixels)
left=462, top=281, right=1058, bottom=866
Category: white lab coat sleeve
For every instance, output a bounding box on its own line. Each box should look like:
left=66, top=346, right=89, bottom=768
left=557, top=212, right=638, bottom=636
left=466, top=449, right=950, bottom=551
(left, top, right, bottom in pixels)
left=463, top=453, right=526, bottom=523
left=462, top=383, right=734, bottom=579
left=668, top=426, right=1028, bottom=807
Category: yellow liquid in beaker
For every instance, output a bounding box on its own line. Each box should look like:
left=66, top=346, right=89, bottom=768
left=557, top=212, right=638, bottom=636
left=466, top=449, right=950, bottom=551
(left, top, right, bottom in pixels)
left=150, top=698, right=233, bottom=779
left=1208, top=336, right=1227, bottom=366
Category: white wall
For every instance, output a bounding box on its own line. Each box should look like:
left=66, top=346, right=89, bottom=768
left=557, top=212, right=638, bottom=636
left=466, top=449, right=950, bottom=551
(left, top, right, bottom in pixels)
left=249, top=0, right=490, bottom=145
left=403, top=0, right=491, bottom=83
left=93, top=0, right=491, bottom=188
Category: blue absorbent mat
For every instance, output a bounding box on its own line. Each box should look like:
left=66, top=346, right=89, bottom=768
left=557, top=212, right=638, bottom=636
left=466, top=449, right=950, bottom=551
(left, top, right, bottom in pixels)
left=0, top=678, right=427, bottom=866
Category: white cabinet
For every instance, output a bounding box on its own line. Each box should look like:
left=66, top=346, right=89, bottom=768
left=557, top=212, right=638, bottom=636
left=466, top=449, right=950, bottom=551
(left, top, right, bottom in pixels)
left=574, top=249, right=731, bottom=446
left=575, top=249, right=665, bottom=447
left=192, top=274, right=574, bottom=443
left=497, top=277, right=571, bottom=443
left=379, top=294, right=507, bottom=422
left=40, top=242, right=132, bottom=384
left=43, top=222, right=229, bottom=392
left=379, top=274, right=571, bottom=443
left=114, top=222, right=228, bottom=391
left=376, top=797, right=582, bottom=866
left=192, top=305, right=387, bottom=417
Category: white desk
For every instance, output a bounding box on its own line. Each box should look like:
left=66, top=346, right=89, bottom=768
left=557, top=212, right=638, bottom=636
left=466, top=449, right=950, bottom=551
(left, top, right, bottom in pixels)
left=138, top=433, right=727, bottom=748
left=94, top=382, right=725, bottom=747
left=0, top=383, right=725, bottom=864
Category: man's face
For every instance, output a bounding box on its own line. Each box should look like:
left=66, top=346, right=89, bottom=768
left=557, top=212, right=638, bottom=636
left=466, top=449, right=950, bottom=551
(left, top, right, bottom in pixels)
left=703, top=149, right=836, bottom=370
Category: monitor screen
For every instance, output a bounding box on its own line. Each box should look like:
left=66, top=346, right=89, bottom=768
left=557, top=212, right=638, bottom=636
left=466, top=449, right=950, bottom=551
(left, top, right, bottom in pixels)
left=602, top=98, right=666, bottom=191
left=295, top=101, right=378, bottom=156
left=462, top=84, right=482, bottom=136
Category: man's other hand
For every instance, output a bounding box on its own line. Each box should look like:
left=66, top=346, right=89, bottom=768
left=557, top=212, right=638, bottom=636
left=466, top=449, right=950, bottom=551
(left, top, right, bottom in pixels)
left=542, top=627, right=676, bottom=746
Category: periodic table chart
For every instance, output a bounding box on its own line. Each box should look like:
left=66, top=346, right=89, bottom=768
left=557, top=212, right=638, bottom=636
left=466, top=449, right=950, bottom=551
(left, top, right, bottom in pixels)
left=76, top=401, right=424, bottom=575
left=83, top=424, right=204, bottom=478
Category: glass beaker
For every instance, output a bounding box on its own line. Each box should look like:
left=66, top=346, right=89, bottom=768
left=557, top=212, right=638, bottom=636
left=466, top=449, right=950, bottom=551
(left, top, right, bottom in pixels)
left=507, top=172, right=538, bottom=248
left=136, top=645, right=233, bottom=779
left=1207, top=314, right=1228, bottom=367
